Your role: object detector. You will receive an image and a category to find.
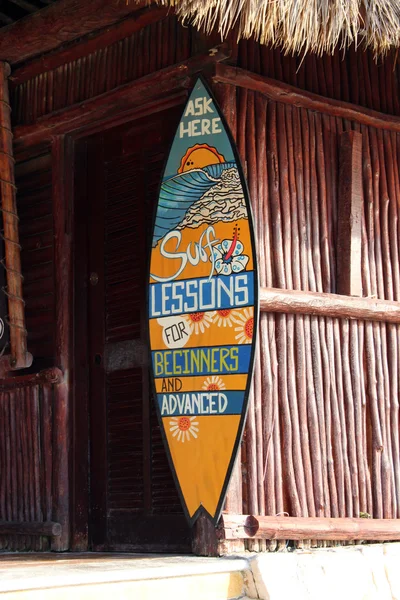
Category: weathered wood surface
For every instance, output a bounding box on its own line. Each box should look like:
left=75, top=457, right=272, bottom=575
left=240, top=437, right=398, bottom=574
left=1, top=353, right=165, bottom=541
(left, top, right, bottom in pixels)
left=260, top=287, right=400, bottom=323
left=213, top=64, right=400, bottom=133
left=221, top=514, right=400, bottom=541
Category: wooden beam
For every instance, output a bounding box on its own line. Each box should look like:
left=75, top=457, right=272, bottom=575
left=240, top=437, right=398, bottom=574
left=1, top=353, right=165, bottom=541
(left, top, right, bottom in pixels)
left=0, top=0, right=150, bottom=66
left=213, top=63, right=400, bottom=134
left=0, top=521, right=61, bottom=536
left=259, top=287, right=400, bottom=324
left=13, top=47, right=230, bottom=152
left=0, top=62, right=30, bottom=370
left=337, top=131, right=363, bottom=296
left=221, top=514, right=400, bottom=541
left=10, top=6, right=170, bottom=86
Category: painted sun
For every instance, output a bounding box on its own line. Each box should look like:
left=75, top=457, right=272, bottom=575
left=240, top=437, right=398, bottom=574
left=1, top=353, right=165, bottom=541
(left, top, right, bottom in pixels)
left=183, top=311, right=215, bottom=335
left=178, top=143, right=225, bottom=173
left=233, top=307, right=254, bottom=344
left=212, top=308, right=238, bottom=328
left=202, top=375, right=226, bottom=391
left=169, top=416, right=199, bottom=442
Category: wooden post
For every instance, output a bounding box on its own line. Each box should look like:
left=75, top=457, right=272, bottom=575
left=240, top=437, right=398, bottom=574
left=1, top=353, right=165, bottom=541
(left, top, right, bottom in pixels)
left=51, top=135, right=71, bottom=551
left=337, top=131, right=363, bottom=296
left=0, top=61, right=30, bottom=371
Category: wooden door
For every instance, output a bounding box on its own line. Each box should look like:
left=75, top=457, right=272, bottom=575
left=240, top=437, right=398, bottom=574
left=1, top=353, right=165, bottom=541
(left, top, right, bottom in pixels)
left=74, top=107, right=191, bottom=552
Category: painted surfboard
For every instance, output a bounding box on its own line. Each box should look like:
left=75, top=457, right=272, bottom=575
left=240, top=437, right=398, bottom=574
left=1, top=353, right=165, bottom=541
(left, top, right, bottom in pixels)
left=148, top=77, right=258, bottom=525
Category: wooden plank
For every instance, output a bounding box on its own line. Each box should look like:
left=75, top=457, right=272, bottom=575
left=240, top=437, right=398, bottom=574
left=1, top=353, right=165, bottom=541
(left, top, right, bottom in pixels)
left=213, top=63, right=400, bottom=134
left=221, top=514, right=400, bottom=541
left=260, top=287, right=400, bottom=323
left=0, top=0, right=149, bottom=66
left=0, top=521, right=61, bottom=536
left=337, top=131, right=363, bottom=296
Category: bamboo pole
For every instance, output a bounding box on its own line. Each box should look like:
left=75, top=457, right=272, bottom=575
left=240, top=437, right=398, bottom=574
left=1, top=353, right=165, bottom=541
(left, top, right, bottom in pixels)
left=221, top=514, right=400, bottom=541
left=0, top=62, right=29, bottom=371
left=259, top=287, right=400, bottom=323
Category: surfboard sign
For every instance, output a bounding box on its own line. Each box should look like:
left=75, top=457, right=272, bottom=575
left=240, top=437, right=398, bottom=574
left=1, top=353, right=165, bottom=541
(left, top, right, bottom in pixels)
left=148, top=77, right=258, bottom=526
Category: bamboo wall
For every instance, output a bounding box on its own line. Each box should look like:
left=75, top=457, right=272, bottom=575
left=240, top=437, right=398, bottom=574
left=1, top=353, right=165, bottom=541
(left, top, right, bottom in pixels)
left=236, top=40, right=400, bottom=116
left=0, top=380, right=55, bottom=551
left=226, top=85, right=400, bottom=549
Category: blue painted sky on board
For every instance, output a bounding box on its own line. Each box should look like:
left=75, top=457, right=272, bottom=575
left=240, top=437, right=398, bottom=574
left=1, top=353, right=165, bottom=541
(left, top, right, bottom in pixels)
left=163, top=78, right=235, bottom=179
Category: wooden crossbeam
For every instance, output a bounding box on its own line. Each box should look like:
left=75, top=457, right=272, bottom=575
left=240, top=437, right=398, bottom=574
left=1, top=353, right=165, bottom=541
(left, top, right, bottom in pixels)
left=221, top=514, right=400, bottom=541
left=260, top=287, right=400, bottom=324
left=0, top=521, right=61, bottom=536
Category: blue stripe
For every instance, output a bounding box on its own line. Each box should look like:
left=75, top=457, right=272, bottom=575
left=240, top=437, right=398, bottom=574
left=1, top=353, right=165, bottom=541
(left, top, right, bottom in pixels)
left=158, top=390, right=245, bottom=416
left=152, top=344, right=252, bottom=377
left=149, top=271, right=254, bottom=318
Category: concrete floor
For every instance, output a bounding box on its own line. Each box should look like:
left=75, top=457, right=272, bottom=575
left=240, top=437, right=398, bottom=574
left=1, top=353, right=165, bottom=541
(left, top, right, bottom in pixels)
left=0, top=553, right=248, bottom=599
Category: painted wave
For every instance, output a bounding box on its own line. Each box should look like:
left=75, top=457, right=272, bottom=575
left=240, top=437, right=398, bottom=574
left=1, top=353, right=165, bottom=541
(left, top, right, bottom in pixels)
left=153, top=162, right=238, bottom=246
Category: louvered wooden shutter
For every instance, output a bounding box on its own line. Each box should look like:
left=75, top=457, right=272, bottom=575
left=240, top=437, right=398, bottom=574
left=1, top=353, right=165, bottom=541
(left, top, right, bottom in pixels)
left=87, top=112, right=190, bottom=550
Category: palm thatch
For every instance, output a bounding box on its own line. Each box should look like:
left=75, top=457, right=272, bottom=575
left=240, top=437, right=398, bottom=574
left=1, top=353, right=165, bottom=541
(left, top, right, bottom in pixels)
left=155, top=0, right=400, bottom=56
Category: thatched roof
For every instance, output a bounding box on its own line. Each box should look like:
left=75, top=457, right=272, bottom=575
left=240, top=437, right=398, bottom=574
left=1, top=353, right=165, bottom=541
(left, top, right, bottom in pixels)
left=158, top=0, right=400, bottom=56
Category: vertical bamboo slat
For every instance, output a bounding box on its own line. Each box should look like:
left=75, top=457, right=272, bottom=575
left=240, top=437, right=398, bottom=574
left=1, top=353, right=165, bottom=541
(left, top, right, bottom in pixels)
left=0, top=382, right=55, bottom=550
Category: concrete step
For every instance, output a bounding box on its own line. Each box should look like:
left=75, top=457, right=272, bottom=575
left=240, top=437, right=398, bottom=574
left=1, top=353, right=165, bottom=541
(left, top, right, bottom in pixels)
left=0, top=553, right=248, bottom=600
